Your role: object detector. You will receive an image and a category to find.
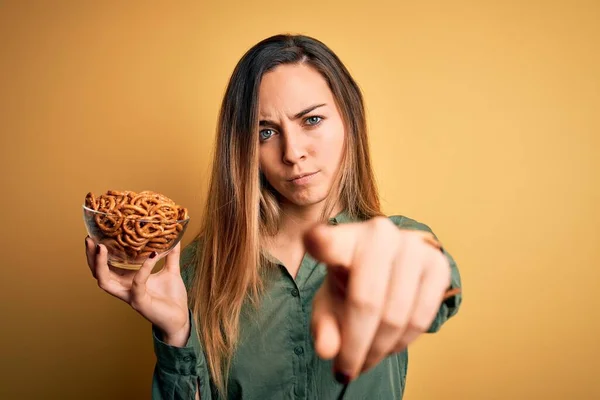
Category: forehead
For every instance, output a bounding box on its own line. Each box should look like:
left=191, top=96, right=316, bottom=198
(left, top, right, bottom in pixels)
left=258, top=64, right=334, bottom=116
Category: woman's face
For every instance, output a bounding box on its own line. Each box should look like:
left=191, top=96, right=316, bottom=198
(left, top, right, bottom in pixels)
left=257, top=63, right=346, bottom=208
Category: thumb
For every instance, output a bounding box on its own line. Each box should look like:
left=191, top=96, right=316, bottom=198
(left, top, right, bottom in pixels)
left=163, top=242, right=182, bottom=273
left=311, top=286, right=342, bottom=360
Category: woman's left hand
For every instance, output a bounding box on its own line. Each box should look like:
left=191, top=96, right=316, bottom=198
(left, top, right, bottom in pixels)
left=304, top=216, right=453, bottom=383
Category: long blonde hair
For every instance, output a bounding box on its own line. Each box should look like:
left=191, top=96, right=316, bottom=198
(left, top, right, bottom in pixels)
left=188, top=34, right=382, bottom=396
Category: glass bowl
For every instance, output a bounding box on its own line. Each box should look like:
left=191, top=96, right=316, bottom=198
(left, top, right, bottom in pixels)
left=83, top=205, right=190, bottom=270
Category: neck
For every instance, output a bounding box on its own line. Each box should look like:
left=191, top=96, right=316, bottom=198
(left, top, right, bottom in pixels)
left=276, top=200, right=342, bottom=243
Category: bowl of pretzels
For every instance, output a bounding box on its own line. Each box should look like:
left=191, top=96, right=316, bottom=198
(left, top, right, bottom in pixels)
left=82, top=190, right=190, bottom=270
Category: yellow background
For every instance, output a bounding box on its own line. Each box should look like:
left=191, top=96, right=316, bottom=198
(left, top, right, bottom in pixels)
left=1, top=1, right=598, bottom=399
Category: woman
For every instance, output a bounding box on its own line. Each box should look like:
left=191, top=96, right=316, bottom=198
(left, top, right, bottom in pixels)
left=85, top=34, right=462, bottom=399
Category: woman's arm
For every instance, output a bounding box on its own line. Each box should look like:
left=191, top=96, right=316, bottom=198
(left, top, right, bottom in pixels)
left=151, top=239, right=212, bottom=400
left=151, top=310, right=211, bottom=400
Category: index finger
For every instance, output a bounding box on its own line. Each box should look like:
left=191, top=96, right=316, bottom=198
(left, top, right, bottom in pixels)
left=303, top=223, right=360, bottom=268
left=304, top=220, right=397, bottom=381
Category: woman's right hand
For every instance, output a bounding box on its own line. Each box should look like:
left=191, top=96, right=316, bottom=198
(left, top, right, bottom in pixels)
left=84, top=237, right=190, bottom=347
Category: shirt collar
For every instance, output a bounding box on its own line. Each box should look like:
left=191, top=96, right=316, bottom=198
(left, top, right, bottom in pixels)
left=328, top=209, right=355, bottom=225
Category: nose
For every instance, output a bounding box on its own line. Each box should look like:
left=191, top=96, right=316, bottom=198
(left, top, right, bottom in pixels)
left=281, top=129, right=307, bottom=165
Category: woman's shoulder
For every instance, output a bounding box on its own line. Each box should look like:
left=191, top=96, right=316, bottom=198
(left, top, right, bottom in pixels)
left=386, top=214, right=435, bottom=234
left=340, top=210, right=436, bottom=235
left=386, top=214, right=449, bottom=243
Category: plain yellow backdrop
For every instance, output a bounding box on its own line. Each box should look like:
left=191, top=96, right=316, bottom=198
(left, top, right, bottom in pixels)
left=1, top=1, right=598, bottom=399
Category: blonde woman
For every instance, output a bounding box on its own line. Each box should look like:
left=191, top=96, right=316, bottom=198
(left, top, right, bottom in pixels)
left=85, top=34, right=463, bottom=400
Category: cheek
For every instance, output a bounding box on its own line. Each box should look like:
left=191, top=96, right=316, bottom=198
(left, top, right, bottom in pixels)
left=259, top=146, right=281, bottom=181
left=318, top=123, right=345, bottom=169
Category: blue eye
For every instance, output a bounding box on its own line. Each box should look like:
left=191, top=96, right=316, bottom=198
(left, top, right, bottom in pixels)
left=305, top=116, right=322, bottom=126
left=260, top=129, right=275, bottom=141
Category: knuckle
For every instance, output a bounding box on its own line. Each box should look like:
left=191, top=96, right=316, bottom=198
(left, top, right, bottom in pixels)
left=408, top=317, right=430, bottom=333
left=97, top=279, right=107, bottom=291
left=405, top=232, right=425, bottom=249
left=368, top=340, right=391, bottom=360
left=131, top=278, right=143, bottom=288
left=370, top=216, right=394, bottom=234
left=381, top=314, right=407, bottom=332
left=347, top=292, right=380, bottom=315
left=370, top=215, right=387, bottom=227
left=130, top=298, right=142, bottom=312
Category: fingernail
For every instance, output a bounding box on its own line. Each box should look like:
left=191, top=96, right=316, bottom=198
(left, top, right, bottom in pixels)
left=334, top=371, right=350, bottom=385
left=96, top=244, right=100, bottom=255
left=149, top=251, right=157, bottom=259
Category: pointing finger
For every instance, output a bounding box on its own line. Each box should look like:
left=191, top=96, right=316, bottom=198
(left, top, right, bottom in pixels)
left=311, top=284, right=342, bottom=361
left=303, top=223, right=361, bottom=268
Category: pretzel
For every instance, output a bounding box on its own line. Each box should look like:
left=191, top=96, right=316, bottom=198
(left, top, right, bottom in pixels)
left=85, top=190, right=188, bottom=262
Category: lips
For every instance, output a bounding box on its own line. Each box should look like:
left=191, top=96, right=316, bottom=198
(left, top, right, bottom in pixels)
left=288, top=171, right=319, bottom=187
left=288, top=172, right=318, bottom=182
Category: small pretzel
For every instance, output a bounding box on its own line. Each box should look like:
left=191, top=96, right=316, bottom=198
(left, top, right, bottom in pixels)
left=121, top=204, right=149, bottom=215
left=85, top=192, right=98, bottom=210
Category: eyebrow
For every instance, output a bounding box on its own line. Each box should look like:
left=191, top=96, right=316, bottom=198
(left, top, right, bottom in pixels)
left=259, top=103, right=327, bottom=126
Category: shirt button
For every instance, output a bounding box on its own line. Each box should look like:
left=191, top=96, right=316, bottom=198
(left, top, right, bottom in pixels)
left=294, top=346, right=304, bottom=355
left=291, top=288, right=299, bottom=297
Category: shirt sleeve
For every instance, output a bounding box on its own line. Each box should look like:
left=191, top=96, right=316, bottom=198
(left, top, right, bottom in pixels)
left=388, top=215, right=463, bottom=333
left=151, top=310, right=213, bottom=399
left=151, top=239, right=214, bottom=400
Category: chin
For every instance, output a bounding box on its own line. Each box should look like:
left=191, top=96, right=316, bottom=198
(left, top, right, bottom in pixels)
left=282, top=189, right=328, bottom=207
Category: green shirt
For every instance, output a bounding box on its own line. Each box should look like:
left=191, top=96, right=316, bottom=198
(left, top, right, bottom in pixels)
left=150, top=212, right=463, bottom=399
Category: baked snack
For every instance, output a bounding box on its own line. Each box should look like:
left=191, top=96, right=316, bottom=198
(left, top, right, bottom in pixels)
left=84, top=190, right=189, bottom=262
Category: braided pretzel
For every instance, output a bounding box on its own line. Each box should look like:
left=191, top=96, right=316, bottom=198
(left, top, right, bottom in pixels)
left=84, top=190, right=189, bottom=263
